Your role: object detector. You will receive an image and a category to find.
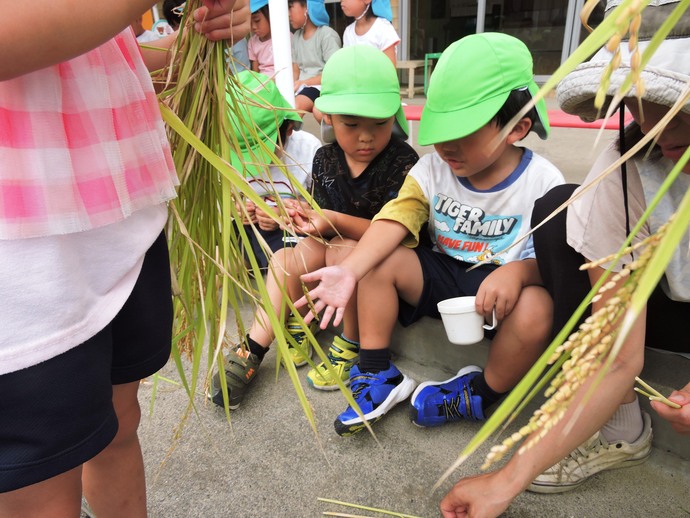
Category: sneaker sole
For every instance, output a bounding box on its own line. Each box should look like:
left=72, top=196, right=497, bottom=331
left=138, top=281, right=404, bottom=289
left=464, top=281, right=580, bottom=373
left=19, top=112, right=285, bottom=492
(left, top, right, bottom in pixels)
left=334, top=375, right=418, bottom=436
left=527, top=450, right=651, bottom=493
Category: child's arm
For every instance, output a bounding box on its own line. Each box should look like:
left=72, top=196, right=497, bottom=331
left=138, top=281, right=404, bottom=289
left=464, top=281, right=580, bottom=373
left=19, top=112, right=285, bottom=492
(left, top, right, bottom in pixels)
left=381, top=44, right=397, bottom=67
left=297, top=218, right=408, bottom=328
left=1, top=0, right=250, bottom=80
left=251, top=60, right=260, bottom=72
left=475, top=258, right=542, bottom=321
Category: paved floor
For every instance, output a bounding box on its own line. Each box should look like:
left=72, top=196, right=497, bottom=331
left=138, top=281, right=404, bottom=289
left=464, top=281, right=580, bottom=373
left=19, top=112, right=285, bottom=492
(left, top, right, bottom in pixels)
left=101, top=95, right=690, bottom=518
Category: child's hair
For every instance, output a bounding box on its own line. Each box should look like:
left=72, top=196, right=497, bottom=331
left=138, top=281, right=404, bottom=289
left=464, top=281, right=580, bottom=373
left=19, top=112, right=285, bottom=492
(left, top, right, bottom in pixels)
left=163, top=0, right=184, bottom=30
left=491, top=88, right=538, bottom=131
left=288, top=0, right=306, bottom=6
left=278, top=119, right=294, bottom=146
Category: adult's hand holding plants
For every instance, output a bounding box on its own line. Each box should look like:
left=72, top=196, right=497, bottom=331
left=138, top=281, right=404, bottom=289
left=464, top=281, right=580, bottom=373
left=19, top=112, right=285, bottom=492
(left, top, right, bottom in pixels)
left=193, top=0, right=250, bottom=41
left=651, top=381, right=690, bottom=434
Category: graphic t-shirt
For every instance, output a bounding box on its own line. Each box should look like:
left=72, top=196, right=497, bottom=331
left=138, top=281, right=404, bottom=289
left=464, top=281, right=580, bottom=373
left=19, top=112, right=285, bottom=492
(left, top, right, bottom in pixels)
left=374, top=149, right=565, bottom=264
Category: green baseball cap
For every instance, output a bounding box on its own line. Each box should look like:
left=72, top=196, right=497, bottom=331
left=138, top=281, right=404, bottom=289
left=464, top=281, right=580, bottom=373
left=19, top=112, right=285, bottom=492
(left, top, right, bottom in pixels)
left=418, top=33, right=549, bottom=146
left=315, top=45, right=408, bottom=137
left=227, top=70, right=303, bottom=178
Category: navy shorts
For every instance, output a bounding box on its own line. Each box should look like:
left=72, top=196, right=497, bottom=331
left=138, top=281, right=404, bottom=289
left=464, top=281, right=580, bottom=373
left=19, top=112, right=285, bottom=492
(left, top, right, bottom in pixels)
left=0, top=232, right=173, bottom=493
left=246, top=226, right=301, bottom=269
left=297, top=86, right=320, bottom=103
left=398, top=245, right=498, bottom=339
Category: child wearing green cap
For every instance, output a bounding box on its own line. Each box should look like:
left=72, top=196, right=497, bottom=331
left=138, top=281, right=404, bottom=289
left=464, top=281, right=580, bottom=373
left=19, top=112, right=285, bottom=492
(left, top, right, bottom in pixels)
left=297, top=33, right=565, bottom=436
left=209, top=45, right=418, bottom=410
left=288, top=0, right=342, bottom=122
left=226, top=70, right=321, bottom=270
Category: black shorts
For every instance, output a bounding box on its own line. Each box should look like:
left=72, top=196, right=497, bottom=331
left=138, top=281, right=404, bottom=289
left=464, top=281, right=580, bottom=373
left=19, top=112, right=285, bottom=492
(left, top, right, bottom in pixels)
left=0, top=232, right=173, bottom=493
left=398, top=245, right=498, bottom=339
left=247, top=226, right=301, bottom=269
left=297, top=86, right=320, bottom=102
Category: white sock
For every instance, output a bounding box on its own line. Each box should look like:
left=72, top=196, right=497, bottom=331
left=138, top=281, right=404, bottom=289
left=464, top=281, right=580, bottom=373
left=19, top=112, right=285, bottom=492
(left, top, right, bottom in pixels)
left=600, top=398, right=644, bottom=444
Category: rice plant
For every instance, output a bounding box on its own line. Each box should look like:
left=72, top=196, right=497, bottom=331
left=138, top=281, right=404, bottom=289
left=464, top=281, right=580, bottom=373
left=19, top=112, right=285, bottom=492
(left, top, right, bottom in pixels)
left=436, top=0, right=690, bottom=489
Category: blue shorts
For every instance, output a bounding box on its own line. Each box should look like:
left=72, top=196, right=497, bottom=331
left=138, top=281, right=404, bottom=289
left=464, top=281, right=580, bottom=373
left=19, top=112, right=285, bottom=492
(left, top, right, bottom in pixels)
left=0, top=232, right=173, bottom=493
left=398, top=245, right=498, bottom=339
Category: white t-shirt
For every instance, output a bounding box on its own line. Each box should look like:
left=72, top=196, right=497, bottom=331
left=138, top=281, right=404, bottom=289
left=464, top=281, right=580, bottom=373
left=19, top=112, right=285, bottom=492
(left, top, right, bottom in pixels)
left=567, top=145, right=690, bottom=301
left=247, top=130, right=321, bottom=200
left=376, top=149, right=564, bottom=265
left=0, top=205, right=167, bottom=375
left=343, top=17, right=400, bottom=53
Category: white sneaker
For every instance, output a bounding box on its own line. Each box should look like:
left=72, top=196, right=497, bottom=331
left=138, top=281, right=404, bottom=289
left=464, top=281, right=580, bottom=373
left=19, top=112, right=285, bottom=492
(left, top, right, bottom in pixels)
left=527, top=412, right=652, bottom=494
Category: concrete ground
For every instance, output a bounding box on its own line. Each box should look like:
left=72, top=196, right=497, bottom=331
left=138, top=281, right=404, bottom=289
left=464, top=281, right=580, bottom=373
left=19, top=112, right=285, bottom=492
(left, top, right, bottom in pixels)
left=115, top=96, right=689, bottom=518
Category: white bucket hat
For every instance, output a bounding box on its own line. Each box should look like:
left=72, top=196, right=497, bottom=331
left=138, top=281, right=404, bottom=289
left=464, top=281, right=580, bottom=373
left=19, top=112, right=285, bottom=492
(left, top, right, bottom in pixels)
left=557, top=0, right=690, bottom=121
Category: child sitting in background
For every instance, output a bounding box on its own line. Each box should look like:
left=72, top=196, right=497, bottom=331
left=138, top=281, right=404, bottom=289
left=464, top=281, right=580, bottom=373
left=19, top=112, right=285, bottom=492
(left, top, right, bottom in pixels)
left=248, top=0, right=279, bottom=76
left=288, top=0, right=341, bottom=122
left=228, top=70, right=321, bottom=269
left=341, top=0, right=400, bottom=65
left=209, top=45, right=418, bottom=410
left=298, top=33, right=565, bottom=436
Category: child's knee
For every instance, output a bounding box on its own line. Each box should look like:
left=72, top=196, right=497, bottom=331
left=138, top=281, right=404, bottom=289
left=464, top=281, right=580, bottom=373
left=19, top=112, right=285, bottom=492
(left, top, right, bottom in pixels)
left=325, top=237, right=357, bottom=266
left=515, top=286, right=553, bottom=339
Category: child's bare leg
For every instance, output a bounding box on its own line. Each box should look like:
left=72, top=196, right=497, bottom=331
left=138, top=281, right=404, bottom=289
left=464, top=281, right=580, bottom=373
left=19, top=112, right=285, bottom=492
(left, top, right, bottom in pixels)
left=325, top=237, right=360, bottom=341
left=484, top=285, right=552, bottom=392
left=0, top=467, right=82, bottom=517
left=312, top=105, right=324, bottom=123
left=357, top=246, right=424, bottom=350
left=249, top=237, right=328, bottom=347
left=82, top=381, right=147, bottom=518
left=295, top=95, right=314, bottom=118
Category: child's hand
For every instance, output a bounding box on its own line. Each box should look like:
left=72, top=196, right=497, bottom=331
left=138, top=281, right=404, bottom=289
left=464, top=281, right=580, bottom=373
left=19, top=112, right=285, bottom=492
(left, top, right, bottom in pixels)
left=293, top=79, right=308, bottom=93
left=237, top=199, right=257, bottom=225
left=296, top=266, right=356, bottom=329
left=475, top=265, right=523, bottom=321
left=292, top=209, right=331, bottom=236
left=194, top=0, right=250, bottom=41
left=255, top=205, right=280, bottom=231
left=650, top=381, right=690, bottom=435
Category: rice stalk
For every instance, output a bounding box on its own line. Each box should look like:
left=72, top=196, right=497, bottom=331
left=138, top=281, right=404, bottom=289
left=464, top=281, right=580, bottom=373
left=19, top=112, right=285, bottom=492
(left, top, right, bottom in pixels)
left=155, top=2, right=323, bottom=430
left=151, top=2, right=378, bottom=442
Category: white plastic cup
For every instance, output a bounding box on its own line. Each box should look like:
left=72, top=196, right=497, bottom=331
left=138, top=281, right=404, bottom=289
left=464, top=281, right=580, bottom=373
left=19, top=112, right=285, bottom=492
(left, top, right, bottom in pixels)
left=437, top=296, right=497, bottom=345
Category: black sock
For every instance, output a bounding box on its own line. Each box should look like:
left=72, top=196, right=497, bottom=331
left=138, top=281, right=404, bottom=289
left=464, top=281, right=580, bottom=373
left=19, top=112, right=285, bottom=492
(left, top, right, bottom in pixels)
left=470, top=373, right=506, bottom=411
left=246, top=335, right=267, bottom=362
left=358, top=348, right=391, bottom=373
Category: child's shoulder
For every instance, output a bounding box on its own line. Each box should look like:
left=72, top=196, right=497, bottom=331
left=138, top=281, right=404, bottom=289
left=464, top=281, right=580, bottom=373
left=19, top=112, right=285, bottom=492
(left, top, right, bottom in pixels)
left=522, top=149, right=565, bottom=183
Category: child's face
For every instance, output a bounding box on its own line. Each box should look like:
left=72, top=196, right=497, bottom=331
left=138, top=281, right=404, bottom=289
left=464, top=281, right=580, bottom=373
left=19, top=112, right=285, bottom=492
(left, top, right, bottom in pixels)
left=288, top=2, right=308, bottom=30
left=433, top=122, right=514, bottom=187
left=340, top=0, right=369, bottom=18
left=625, top=98, right=690, bottom=173
left=251, top=11, right=271, bottom=40
left=327, top=114, right=394, bottom=170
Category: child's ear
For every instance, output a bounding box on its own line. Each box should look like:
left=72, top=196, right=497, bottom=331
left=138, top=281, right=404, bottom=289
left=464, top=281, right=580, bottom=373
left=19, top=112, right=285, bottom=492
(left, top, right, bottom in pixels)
left=507, top=117, right=533, bottom=144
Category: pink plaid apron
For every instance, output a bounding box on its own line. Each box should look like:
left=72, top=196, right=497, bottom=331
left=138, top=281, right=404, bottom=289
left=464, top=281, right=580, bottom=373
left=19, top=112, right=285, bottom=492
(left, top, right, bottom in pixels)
left=0, top=29, right=178, bottom=239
